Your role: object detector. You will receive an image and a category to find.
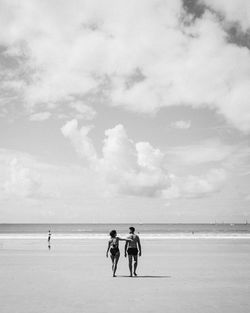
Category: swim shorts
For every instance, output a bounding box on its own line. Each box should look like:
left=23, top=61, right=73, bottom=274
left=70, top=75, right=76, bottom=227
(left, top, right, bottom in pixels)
left=127, top=248, right=138, bottom=256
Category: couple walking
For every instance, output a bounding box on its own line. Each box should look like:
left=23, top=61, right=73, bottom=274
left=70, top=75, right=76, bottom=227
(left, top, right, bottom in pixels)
left=106, top=227, right=142, bottom=277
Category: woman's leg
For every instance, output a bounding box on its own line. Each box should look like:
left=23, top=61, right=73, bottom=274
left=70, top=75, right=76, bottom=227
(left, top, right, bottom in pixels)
left=110, top=255, right=115, bottom=272
left=113, top=253, right=120, bottom=277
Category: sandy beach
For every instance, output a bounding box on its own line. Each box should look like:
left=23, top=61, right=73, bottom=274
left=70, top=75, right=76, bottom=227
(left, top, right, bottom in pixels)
left=0, top=238, right=250, bottom=313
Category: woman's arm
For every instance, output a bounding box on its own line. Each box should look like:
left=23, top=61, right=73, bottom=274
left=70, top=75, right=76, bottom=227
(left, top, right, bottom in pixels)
left=117, top=237, right=132, bottom=241
left=106, top=241, right=111, bottom=257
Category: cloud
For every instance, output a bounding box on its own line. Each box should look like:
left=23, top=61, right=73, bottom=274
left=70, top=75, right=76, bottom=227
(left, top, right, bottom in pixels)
left=29, top=111, right=51, bottom=121
left=163, top=168, right=227, bottom=199
left=110, top=11, right=250, bottom=132
left=61, top=119, right=228, bottom=198
left=0, top=1, right=250, bottom=132
left=167, top=139, right=235, bottom=165
left=61, top=119, right=97, bottom=163
left=61, top=120, right=170, bottom=197
left=99, top=125, right=170, bottom=196
left=171, top=120, right=191, bottom=129
left=0, top=149, right=65, bottom=200
left=3, top=158, right=41, bottom=197
left=70, top=101, right=97, bottom=120
left=201, top=0, right=250, bottom=31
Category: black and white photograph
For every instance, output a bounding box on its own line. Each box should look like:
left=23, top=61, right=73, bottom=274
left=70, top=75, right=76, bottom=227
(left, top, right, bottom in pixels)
left=0, top=0, right=250, bottom=312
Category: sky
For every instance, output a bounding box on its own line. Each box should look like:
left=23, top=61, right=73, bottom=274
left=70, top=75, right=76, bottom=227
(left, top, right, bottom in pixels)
left=0, top=0, right=250, bottom=223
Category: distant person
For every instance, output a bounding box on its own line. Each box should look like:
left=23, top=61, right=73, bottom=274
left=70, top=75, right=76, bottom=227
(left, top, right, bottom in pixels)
left=124, top=227, right=142, bottom=277
left=106, top=230, right=130, bottom=277
left=48, top=230, right=51, bottom=243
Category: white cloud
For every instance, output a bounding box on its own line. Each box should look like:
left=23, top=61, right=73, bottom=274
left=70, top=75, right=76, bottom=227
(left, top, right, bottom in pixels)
left=1, top=1, right=250, bottom=131
left=163, top=168, right=227, bottom=199
left=167, top=139, right=235, bottom=165
left=61, top=119, right=97, bottom=164
left=61, top=119, right=228, bottom=198
left=201, top=0, right=250, bottom=31
left=61, top=120, right=170, bottom=197
left=171, top=120, right=191, bottom=129
left=99, top=125, right=170, bottom=197
left=0, top=149, right=65, bottom=200
left=110, top=11, right=250, bottom=132
left=70, top=101, right=96, bottom=120
left=3, top=158, right=41, bottom=197
left=29, top=111, right=51, bottom=121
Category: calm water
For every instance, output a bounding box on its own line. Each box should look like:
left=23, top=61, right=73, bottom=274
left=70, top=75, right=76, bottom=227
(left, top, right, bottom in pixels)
left=0, top=223, right=250, bottom=239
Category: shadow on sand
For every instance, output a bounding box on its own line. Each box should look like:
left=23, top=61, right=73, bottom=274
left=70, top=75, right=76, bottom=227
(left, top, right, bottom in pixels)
left=118, top=275, right=171, bottom=278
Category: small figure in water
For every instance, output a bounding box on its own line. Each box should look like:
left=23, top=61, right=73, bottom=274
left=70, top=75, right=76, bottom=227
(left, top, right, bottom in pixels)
left=124, top=227, right=142, bottom=277
left=106, top=230, right=130, bottom=277
left=48, top=230, right=51, bottom=243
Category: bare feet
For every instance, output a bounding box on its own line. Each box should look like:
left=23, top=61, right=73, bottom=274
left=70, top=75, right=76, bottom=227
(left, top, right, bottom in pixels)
left=133, top=272, right=137, bottom=276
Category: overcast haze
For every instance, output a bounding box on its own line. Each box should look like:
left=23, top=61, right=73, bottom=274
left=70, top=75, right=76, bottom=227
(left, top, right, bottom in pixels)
left=0, top=0, right=250, bottom=223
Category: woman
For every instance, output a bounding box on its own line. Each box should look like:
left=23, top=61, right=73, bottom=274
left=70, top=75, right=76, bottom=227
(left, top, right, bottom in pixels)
left=106, top=230, right=129, bottom=277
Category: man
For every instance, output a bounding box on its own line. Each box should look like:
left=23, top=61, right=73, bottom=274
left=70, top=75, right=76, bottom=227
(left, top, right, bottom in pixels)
left=124, top=227, right=142, bottom=277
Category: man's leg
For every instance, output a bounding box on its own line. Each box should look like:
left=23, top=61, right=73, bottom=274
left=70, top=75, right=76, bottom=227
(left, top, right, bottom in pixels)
left=128, top=255, right=133, bottom=277
left=133, top=255, right=138, bottom=276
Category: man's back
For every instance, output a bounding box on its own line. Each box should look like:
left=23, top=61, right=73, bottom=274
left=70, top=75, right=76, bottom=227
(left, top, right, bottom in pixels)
left=127, top=234, right=139, bottom=248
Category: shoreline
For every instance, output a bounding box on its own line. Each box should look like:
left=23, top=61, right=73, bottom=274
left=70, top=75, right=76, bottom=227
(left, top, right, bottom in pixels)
left=1, top=233, right=250, bottom=239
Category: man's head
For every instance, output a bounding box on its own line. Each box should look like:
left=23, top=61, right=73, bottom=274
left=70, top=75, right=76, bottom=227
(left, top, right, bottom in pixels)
left=129, top=226, right=135, bottom=234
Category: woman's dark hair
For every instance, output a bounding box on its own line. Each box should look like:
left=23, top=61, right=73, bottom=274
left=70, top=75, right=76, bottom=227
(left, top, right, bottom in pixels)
left=110, top=230, right=117, bottom=238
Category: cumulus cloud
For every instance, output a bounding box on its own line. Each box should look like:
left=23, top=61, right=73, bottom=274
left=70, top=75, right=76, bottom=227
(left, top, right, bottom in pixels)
left=0, top=0, right=250, bottom=131
left=62, top=120, right=170, bottom=197
left=29, top=111, right=51, bottom=121
left=3, top=158, right=41, bottom=197
left=171, top=120, right=191, bottom=129
left=99, top=125, right=170, bottom=196
left=61, top=120, right=227, bottom=198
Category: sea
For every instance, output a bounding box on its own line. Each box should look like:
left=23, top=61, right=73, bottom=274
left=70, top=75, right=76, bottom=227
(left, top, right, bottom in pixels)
left=0, top=223, right=250, bottom=239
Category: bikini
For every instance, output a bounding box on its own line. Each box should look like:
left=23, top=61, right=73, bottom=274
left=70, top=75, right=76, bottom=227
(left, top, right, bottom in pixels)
left=110, top=238, right=119, bottom=256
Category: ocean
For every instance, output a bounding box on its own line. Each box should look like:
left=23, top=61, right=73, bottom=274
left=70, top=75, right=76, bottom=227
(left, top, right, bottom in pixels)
left=0, top=223, right=250, bottom=239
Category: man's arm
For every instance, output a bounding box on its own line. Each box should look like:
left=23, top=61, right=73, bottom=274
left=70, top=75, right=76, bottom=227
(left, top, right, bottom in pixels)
left=137, top=236, right=142, bottom=256
left=124, top=240, right=128, bottom=257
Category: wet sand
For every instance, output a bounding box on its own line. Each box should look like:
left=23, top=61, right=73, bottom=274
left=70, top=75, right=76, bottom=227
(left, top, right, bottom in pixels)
left=0, top=238, right=250, bottom=313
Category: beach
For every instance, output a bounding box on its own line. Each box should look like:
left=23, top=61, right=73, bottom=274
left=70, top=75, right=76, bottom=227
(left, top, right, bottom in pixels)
left=0, top=238, right=250, bottom=313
